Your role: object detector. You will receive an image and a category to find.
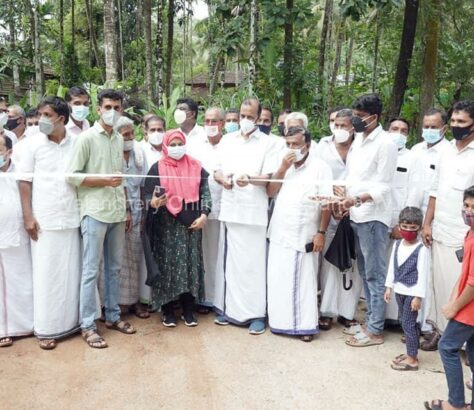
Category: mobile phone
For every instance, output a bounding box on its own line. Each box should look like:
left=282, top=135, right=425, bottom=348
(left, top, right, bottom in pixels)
left=153, top=185, right=165, bottom=197
left=305, top=242, right=314, bottom=253
left=455, top=248, right=464, bottom=263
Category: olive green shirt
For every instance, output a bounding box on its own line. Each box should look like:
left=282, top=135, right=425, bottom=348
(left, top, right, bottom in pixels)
left=67, top=122, right=126, bottom=223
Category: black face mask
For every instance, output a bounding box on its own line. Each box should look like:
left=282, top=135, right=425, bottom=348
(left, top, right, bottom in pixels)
left=277, top=124, right=285, bottom=136
left=6, top=117, right=20, bottom=131
left=352, top=116, right=367, bottom=133
left=452, top=123, right=474, bottom=141
left=258, top=124, right=271, bottom=135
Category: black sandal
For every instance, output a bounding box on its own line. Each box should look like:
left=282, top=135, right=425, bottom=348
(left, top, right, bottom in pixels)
left=319, top=317, right=333, bottom=331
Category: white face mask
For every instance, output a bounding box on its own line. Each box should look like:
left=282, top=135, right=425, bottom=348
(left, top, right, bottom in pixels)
left=149, top=132, right=164, bottom=146
left=204, top=125, right=219, bottom=137
left=102, top=109, right=120, bottom=126
left=38, top=116, right=56, bottom=135
left=390, top=133, right=407, bottom=150
left=71, top=105, right=90, bottom=122
left=329, top=123, right=336, bottom=135
left=240, top=118, right=256, bottom=135
left=0, top=112, right=7, bottom=127
left=288, top=147, right=306, bottom=162
left=123, top=140, right=134, bottom=152
left=174, top=109, right=187, bottom=125
left=167, top=145, right=186, bottom=160
left=333, top=128, right=351, bottom=143
left=25, top=125, right=40, bottom=138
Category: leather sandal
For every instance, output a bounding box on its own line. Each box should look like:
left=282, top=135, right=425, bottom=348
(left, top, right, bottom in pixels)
left=420, top=331, right=441, bottom=351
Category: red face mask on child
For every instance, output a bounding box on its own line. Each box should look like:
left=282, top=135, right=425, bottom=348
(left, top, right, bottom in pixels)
left=399, top=228, right=418, bottom=242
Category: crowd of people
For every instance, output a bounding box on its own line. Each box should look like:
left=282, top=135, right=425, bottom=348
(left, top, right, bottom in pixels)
left=0, top=88, right=473, bottom=409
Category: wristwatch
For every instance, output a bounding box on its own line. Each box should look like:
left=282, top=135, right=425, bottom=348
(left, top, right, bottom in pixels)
left=317, top=229, right=326, bottom=235
left=354, top=196, right=362, bottom=207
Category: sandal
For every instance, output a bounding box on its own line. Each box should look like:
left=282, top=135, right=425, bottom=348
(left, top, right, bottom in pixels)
left=337, top=317, right=358, bottom=328
left=301, top=335, right=314, bottom=342
left=345, top=331, right=384, bottom=347
left=342, top=323, right=363, bottom=336
left=424, top=399, right=471, bottom=410
left=391, top=361, right=418, bottom=371
left=392, top=354, right=408, bottom=364
left=0, top=337, right=13, bottom=347
left=38, top=339, right=57, bottom=350
left=105, top=320, right=136, bottom=334
left=82, top=330, right=108, bottom=349
left=318, top=317, right=332, bottom=331
left=130, top=304, right=150, bottom=319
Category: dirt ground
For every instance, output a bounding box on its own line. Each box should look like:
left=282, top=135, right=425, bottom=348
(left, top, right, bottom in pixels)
left=1, top=311, right=471, bottom=410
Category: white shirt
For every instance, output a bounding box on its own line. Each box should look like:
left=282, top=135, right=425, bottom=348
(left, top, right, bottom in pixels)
left=0, top=162, right=26, bottom=248
left=430, top=139, right=474, bottom=247
left=411, top=138, right=452, bottom=213
left=139, top=139, right=162, bottom=172
left=385, top=240, right=431, bottom=298
left=65, top=118, right=90, bottom=137
left=268, top=155, right=332, bottom=252
left=390, top=148, right=422, bottom=227
left=316, top=136, right=352, bottom=180
left=11, top=130, right=47, bottom=167
left=4, top=129, right=17, bottom=145
left=18, top=131, right=80, bottom=230
left=182, top=124, right=207, bottom=160
left=197, top=136, right=226, bottom=219
left=218, top=129, right=279, bottom=226
left=345, top=125, right=398, bottom=227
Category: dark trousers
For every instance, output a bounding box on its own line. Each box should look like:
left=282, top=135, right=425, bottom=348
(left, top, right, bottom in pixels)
left=395, top=293, right=419, bottom=357
left=439, top=319, right=474, bottom=408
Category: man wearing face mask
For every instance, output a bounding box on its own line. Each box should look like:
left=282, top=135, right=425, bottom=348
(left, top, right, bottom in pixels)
left=140, top=115, right=166, bottom=172
left=277, top=109, right=292, bottom=136
left=0, top=134, right=34, bottom=348
left=6, top=105, right=26, bottom=144
left=18, top=97, right=81, bottom=351
left=173, top=97, right=207, bottom=160
left=327, top=106, right=343, bottom=137
left=339, top=93, right=398, bottom=347
left=256, top=106, right=274, bottom=136
left=411, top=108, right=452, bottom=214
left=67, top=89, right=136, bottom=349
left=65, top=86, right=91, bottom=136
left=422, top=100, right=474, bottom=339
left=213, top=98, right=279, bottom=335
left=224, top=108, right=240, bottom=134
left=284, top=112, right=319, bottom=160
left=317, top=109, right=364, bottom=331
left=266, top=125, right=332, bottom=342
left=198, top=107, right=227, bottom=310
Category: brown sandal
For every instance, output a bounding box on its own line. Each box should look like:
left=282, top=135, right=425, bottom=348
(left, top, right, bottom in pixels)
left=82, top=330, right=108, bottom=349
left=39, top=339, right=57, bottom=350
left=318, top=317, right=333, bottom=331
left=0, top=337, right=13, bottom=347
left=301, top=335, right=314, bottom=342
left=129, top=304, right=150, bottom=319
left=105, top=320, right=136, bottom=334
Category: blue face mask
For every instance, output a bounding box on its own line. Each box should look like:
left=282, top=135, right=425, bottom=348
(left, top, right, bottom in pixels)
left=0, top=154, right=6, bottom=168
left=224, top=122, right=239, bottom=134
left=422, top=128, right=443, bottom=144
left=258, top=124, right=271, bottom=135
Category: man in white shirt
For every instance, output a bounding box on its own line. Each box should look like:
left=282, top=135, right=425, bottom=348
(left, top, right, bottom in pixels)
left=256, top=106, right=274, bottom=135
left=199, top=107, right=226, bottom=310
left=267, top=123, right=332, bottom=342
left=339, top=93, right=398, bottom=347
left=277, top=109, right=291, bottom=136
left=412, top=109, right=452, bottom=214
left=139, top=115, right=166, bottom=171
left=65, top=86, right=91, bottom=136
left=18, top=97, right=81, bottom=350
left=174, top=97, right=207, bottom=159
left=213, top=98, right=278, bottom=335
left=0, top=134, right=34, bottom=348
left=422, top=100, right=474, bottom=335
left=224, top=108, right=240, bottom=134
left=318, top=108, right=363, bottom=330
left=6, top=105, right=26, bottom=143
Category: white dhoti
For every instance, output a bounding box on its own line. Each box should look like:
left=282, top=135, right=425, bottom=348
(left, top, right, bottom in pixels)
left=214, top=222, right=267, bottom=324
left=268, top=241, right=319, bottom=335
left=385, top=240, right=399, bottom=322
left=202, top=219, right=221, bottom=306
left=31, top=229, right=81, bottom=339
left=0, top=239, right=34, bottom=338
left=320, top=228, right=363, bottom=321
left=428, top=240, right=462, bottom=331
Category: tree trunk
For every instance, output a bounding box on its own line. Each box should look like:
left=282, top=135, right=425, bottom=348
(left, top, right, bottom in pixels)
left=8, top=0, right=21, bottom=95
left=104, top=0, right=118, bottom=86
left=371, top=10, right=382, bottom=92
left=59, top=0, right=64, bottom=84
left=386, top=0, right=420, bottom=121
left=136, top=0, right=143, bottom=40
left=144, top=0, right=154, bottom=102
left=317, top=0, right=333, bottom=103
left=182, top=1, right=187, bottom=90
left=156, top=0, right=165, bottom=105
left=85, top=0, right=103, bottom=75
left=71, top=0, right=75, bottom=65
left=248, top=0, right=257, bottom=95
left=418, top=0, right=440, bottom=140
left=117, top=0, right=125, bottom=81
left=165, top=0, right=175, bottom=97
left=26, top=0, right=44, bottom=96
left=209, top=53, right=223, bottom=95
left=328, top=20, right=344, bottom=107
left=283, top=0, right=294, bottom=109
left=345, top=35, right=354, bottom=88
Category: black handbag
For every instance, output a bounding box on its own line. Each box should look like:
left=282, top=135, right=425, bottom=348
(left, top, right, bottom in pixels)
left=324, top=216, right=356, bottom=272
